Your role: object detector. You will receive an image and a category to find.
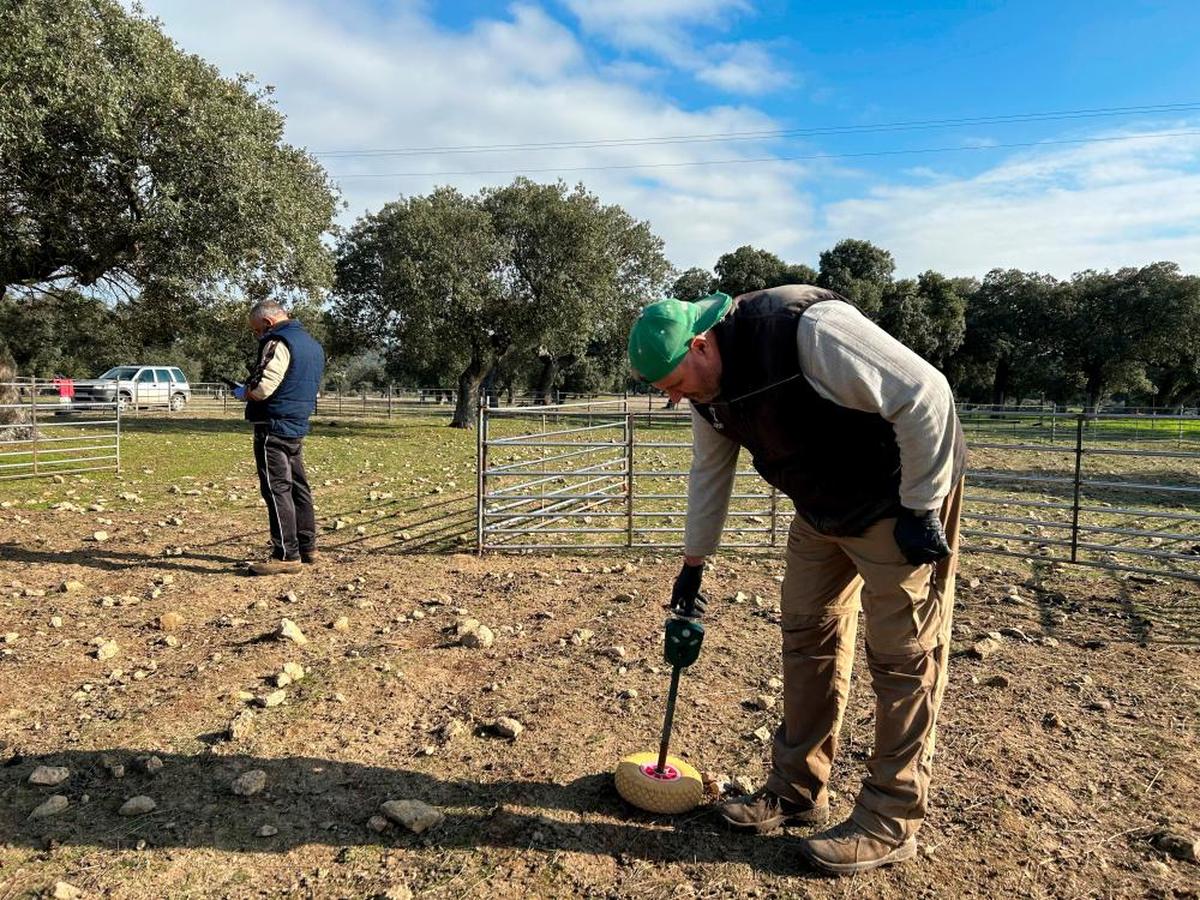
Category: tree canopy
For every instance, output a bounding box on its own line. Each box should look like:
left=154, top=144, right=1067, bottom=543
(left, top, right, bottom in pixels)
left=0, top=0, right=338, bottom=303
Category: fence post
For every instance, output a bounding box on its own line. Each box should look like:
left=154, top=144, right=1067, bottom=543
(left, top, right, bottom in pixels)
left=1070, top=414, right=1085, bottom=563
left=1179, top=406, right=1185, bottom=449
left=625, top=412, right=634, bottom=548
left=115, top=390, right=122, bottom=474
left=388, top=385, right=393, bottom=419
left=338, top=388, right=343, bottom=416
left=29, top=378, right=38, bottom=476
left=769, top=486, right=778, bottom=547
left=476, top=400, right=486, bottom=554
left=362, top=389, right=367, bottom=417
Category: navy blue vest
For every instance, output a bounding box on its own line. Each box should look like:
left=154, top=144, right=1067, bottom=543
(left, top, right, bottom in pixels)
left=245, top=319, right=325, bottom=438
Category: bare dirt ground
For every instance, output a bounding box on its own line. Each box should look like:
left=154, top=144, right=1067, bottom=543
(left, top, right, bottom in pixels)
left=0, top=418, right=1197, bottom=899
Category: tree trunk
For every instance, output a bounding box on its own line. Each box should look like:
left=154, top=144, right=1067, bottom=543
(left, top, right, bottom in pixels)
left=535, top=354, right=556, bottom=405
left=0, top=348, right=33, bottom=441
left=1084, top=370, right=1105, bottom=418
left=450, top=356, right=491, bottom=428
left=989, top=356, right=1011, bottom=408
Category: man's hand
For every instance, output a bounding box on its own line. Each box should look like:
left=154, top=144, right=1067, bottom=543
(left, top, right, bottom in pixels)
left=894, top=507, right=951, bottom=566
left=232, top=384, right=247, bottom=401
left=670, top=560, right=707, bottom=619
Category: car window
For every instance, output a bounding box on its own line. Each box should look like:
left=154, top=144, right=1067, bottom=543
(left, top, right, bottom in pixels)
left=156, top=368, right=173, bottom=383
left=170, top=368, right=187, bottom=383
left=100, top=367, right=138, bottom=379
left=138, top=369, right=157, bottom=383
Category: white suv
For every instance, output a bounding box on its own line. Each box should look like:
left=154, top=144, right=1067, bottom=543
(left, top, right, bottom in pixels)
left=72, top=366, right=192, bottom=412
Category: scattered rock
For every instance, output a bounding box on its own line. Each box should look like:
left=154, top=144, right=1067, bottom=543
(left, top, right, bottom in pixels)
left=280, top=591, right=298, bottom=604
left=257, top=690, right=287, bottom=709
left=383, top=885, right=413, bottom=900
left=275, top=619, right=308, bottom=645
left=380, top=799, right=444, bottom=834
left=750, top=726, right=772, bottom=743
left=90, top=531, right=109, bottom=542
left=1087, top=699, right=1113, bottom=712
left=618, top=689, right=639, bottom=700
left=227, top=711, right=255, bottom=742
left=968, top=637, right=1002, bottom=660
left=50, top=616, right=63, bottom=628
left=570, top=628, right=594, bottom=646
left=93, top=640, right=119, bottom=661
left=1042, top=712, right=1064, bottom=729
left=257, top=824, right=278, bottom=837
left=461, top=624, right=495, bottom=649
left=29, top=765, right=70, bottom=786
left=29, top=794, right=69, bottom=819
left=157, top=612, right=184, bottom=631
left=1150, top=830, right=1198, bottom=863
left=732, top=775, right=757, bottom=796
left=331, top=616, right=350, bottom=632
left=51, top=881, right=85, bottom=900
left=119, top=795, right=157, bottom=816
left=751, top=694, right=775, bottom=711
left=494, top=717, right=524, bottom=738
left=59, top=580, right=86, bottom=593
left=367, top=814, right=392, bottom=833
left=133, top=755, right=163, bottom=776
left=232, top=770, right=268, bottom=797
left=282, top=662, right=305, bottom=682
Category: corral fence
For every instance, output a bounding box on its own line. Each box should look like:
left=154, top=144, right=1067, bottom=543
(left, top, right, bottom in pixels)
left=0, top=380, right=121, bottom=481
left=477, top=400, right=1200, bottom=586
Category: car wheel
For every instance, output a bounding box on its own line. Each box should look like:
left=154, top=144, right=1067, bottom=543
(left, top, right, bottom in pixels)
left=170, top=393, right=187, bottom=412
left=117, top=393, right=131, bottom=413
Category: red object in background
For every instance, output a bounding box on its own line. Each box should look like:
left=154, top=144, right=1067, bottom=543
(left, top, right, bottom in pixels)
left=53, top=375, right=75, bottom=398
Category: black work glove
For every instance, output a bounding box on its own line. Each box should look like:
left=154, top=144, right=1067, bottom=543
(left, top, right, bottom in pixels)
left=894, top=507, right=951, bottom=567
left=669, top=561, right=707, bottom=619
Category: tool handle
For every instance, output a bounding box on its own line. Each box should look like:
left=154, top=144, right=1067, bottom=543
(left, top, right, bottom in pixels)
left=656, top=665, right=684, bottom=774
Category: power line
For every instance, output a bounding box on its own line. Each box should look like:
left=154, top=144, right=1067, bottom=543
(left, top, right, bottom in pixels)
left=313, top=102, right=1200, bottom=158
left=330, top=129, right=1200, bottom=179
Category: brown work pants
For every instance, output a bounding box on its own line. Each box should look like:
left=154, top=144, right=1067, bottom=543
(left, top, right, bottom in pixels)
left=764, top=479, right=963, bottom=845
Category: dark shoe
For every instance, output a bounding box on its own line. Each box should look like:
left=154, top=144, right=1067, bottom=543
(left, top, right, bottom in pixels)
left=800, top=819, right=917, bottom=875
left=248, top=558, right=303, bottom=576
left=300, top=549, right=320, bottom=565
left=719, top=788, right=830, bottom=834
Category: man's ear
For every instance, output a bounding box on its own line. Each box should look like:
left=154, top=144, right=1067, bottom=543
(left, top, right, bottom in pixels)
left=689, top=333, right=708, bottom=353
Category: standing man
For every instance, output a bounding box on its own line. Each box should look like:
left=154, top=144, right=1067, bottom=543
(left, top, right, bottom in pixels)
left=627, top=285, right=965, bottom=875
left=233, top=300, right=325, bottom=576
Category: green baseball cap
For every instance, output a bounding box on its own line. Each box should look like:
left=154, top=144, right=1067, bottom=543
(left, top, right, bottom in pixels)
left=627, top=292, right=732, bottom=382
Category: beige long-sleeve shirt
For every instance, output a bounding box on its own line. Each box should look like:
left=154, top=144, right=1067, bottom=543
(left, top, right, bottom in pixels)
left=246, top=339, right=291, bottom=401
left=683, top=300, right=959, bottom=557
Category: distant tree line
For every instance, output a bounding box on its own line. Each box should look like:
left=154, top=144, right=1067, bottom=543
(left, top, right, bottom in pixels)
left=3, top=0, right=1198, bottom=425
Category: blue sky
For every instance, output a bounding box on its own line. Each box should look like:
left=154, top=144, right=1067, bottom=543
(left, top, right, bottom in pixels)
left=137, top=0, right=1200, bottom=277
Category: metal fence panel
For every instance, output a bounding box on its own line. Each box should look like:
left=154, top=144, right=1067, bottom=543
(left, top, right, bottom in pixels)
left=0, top=381, right=121, bottom=481
left=479, top=401, right=1200, bottom=584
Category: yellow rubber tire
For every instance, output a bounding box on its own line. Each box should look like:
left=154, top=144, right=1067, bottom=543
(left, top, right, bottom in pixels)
left=614, top=751, right=705, bottom=814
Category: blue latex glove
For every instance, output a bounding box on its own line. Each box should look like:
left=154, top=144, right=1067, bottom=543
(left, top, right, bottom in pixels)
left=232, top=384, right=247, bottom=401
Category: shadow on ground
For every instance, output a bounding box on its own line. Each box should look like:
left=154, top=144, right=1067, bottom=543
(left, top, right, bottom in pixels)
left=1, top=749, right=816, bottom=878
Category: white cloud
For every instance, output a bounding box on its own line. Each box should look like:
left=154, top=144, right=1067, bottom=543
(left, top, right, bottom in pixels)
left=821, top=128, right=1200, bottom=277
left=136, top=0, right=812, bottom=271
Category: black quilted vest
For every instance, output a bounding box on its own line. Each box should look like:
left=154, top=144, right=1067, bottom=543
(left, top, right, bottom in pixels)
left=692, top=285, right=915, bottom=536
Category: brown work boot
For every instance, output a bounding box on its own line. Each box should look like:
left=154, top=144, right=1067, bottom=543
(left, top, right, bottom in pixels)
left=300, top=549, right=321, bottom=565
left=719, top=788, right=830, bottom=834
left=800, top=819, right=917, bottom=875
left=248, top=558, right=303, bottom=576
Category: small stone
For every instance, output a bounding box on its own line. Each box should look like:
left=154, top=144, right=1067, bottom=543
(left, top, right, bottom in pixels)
left=1043, top=712, right=1064, bottom=729
left=1087, top=699, right=1113, bottom=712
left=618, top=688, right=639, bottom=700
left=257, top=824, right=278, bottom=837
left=281, top=590, right=298, bottom=603
left=732, top=775, right=757, bottom=795
left=50, top=616, right=64, bottom=628
left=52, top=881, right=85, bottom=900
left=1150, top=830, right=1198, bottom=863
left=257, top=690, right=286, bottom=708
left=1039, top=636, right=1060, bottom=648
left=59, top=580, right=85, bottom=593
left=766, top=677, right=783, bottom=690
left=157, top=612, right=184, bottom=631
left=133, top=755, right=163, bottom=775
left=752, top=694, right=775, bottom=711
left=570, top=628, right=594, bottom=646
left=751, top=726, right=772, bottom=743
left=494, top=717, right=524, bottom=738
left=613, top=593, right=634, bottom=603
left=91, top=531, right=109, bottom=542
left=380, top=799, right=444, bottom=834
left=461, top=624, right=495, bottom=649
left=3, top=631, right=18, bottom=644
left=29, top=794, right=70, bottom=819
left=985, top=674, right=1011, bottom=688
left=331, top=616, right=350, bottom=632
left=368, top=814, right=392, bottom=833
left=968, top=638, right=1002, bottom=660
left=383, top=886, right=413, bottom=900
left=282, top=662, right=305, bottom=682
left=274, top=672, right=293, bottom=688
left=29, top=765, right=70, bottom=786
left=93, top=640, right=119, bottom=661
left=275, top=619, right=308, bottom=645
left=232, top=769, right=267, bottom=796
left=227, top=711, right=255, bottom=741
left=119, top=795, right=157, bottom=816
